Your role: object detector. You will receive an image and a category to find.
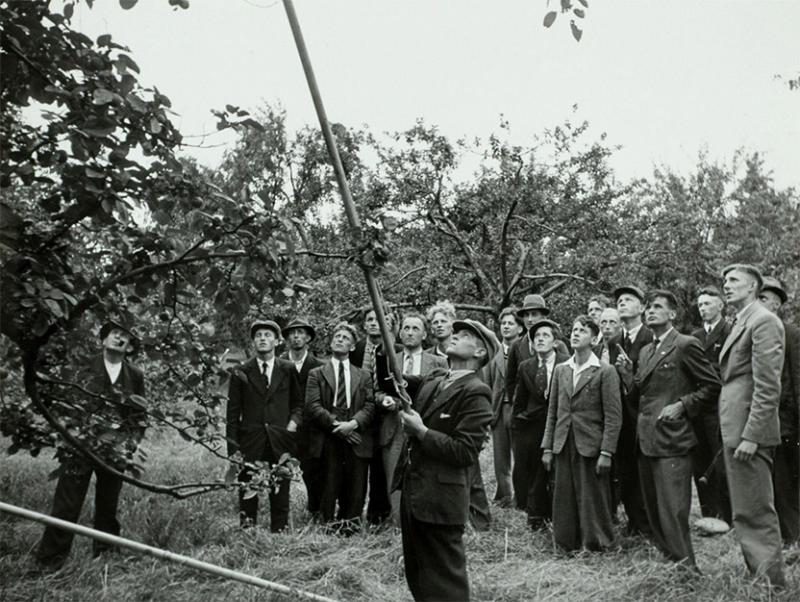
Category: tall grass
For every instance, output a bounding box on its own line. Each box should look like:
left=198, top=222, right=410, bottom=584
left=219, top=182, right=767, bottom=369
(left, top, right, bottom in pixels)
left=1, top=431, right=798, bottom=601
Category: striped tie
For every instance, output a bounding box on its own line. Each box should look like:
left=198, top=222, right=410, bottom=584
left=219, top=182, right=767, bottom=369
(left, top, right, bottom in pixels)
left=335, top=361, right=347, bottom=409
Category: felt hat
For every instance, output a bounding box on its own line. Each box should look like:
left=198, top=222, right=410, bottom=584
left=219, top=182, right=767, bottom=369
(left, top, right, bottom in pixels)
left=452, top=319, right=500, bottom=359
left=516, top=294, right=550, bottom=316
left=282, top=318, right=316, bottom=341
left=761, top=276, right=788, bottom=304
left=613, top=285, right=646, bottom=303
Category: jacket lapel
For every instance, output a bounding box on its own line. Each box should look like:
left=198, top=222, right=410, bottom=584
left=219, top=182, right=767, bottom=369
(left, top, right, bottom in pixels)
left=719, top=304, right=757, bottom=360
left=573, top=365, right=598, bottom=397
left=267, top=361, right=282, bottom=398
left=245, top=358, right=268, bottom=398
left=321, top=360, right=335, bottom=390
left=422, top=376, right=466, bottom=420
left=562, top=364, right=575, bottom=397
left=639, top=330, right=678, bottom=383
left=349, top=365, right=362, bottom=404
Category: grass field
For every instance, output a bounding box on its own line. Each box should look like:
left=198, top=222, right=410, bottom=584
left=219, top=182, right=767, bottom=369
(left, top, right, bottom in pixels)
left=1, top=431, right=798, bottom=602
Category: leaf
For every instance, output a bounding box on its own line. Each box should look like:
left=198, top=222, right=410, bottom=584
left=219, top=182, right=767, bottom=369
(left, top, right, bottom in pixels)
left=116, top=54, right=140, bottom=74
left=119, top=0, right=138, bottom=9
left=543, top=12, right=557, bottom=28
left=578, top=0, right=588, bottom=6
left=97, top=34, right=112, bottom=46
left=64, top=3, right=74, bottom=19
left=571, top=21, right=583, bottom=41
left=574, top=8, right=585, bottom=18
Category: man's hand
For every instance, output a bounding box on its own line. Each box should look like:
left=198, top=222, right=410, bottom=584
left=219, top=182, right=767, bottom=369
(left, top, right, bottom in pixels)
left=733, top=439, right=759, bottom=461
left=400, top=409, right=428, bottom=439
left=658, top=402, right=684, bottom=421
left=542, top=450, right=553, bottom=472
left=381, top=396, right=398, bottom=411
left=596, top=454, right=612, bottom=475
left=286, top=420, right=298, bottom=433
left=332, top=420, right=358, bottom=437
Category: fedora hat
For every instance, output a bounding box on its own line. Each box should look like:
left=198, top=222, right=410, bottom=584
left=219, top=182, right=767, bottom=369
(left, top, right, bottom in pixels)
left=516, top=294, right=550, bottom=316
left=99, top=319, right=138, bottom=341
left=282, top=318, right=316, bottom=341
left=761, top=276, right=788, bottom=304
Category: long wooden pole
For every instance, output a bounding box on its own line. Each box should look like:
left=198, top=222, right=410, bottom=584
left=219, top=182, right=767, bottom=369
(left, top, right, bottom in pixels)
left=0, top=501, right=339, bottom=602
left=282, top=0, right=410, bottom=409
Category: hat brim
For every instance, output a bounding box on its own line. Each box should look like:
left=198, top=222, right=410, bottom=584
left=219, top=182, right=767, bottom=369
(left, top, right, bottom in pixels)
left=452, top=320, right=498, bottom=357
left=516, top=306, right=550, bottom=317
left=282, top=325, right=316, bottom=341
left=250, top=323, right=282, bottom=339
left=613, top=286, right=645, bottom=302
left=99, top=320, right=138, bottom=341
left=761, top=286, right=788, bottom=304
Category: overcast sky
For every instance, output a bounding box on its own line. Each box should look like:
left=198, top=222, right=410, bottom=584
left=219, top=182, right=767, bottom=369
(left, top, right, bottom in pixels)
left=69, top=0, right=799, bottom=189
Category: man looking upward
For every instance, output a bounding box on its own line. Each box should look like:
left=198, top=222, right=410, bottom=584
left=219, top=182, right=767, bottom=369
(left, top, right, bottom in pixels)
left=719, top=264, right=785, bottom=587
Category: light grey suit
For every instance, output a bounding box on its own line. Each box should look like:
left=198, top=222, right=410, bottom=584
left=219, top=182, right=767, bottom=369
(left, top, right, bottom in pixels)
left=718, top=301, right=785, bottom=585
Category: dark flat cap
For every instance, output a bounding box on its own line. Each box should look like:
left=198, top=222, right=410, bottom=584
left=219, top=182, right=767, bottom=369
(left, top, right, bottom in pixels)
left=452, top=319, right=500, bottom=359
left=517, top=294, right=550, bottom=315
left=282, top=318, right=316, bottom=341
left=528, top=318, right=561, bottom=338
left=99, top=320, right=138, bottom=341
left=250, top=319, right=282, bottom=340
left=613, top=285, right=646, bottom=302
left=761, top=276, right=788, bottom=304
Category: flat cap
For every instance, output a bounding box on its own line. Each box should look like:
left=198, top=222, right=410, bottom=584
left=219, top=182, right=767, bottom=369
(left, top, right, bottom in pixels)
left=613, top=285, right=646, bottom=302
left=528, top=318, right=561, bottom=338
left=250, top=319, right=282, bottom=340
left=452, top=319, right=500, bottom=360
left=99, top=319, right=138, bottom=341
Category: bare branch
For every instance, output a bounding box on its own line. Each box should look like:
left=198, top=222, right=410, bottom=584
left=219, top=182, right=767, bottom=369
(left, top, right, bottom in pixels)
left=382, top=265, right=427, bottom=293
left=499, top=198, right=519, bottom=290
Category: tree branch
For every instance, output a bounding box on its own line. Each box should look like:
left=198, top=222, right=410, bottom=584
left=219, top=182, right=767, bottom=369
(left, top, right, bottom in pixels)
left=499, top=198, right=519, bottom=291
left=382, top=266, right=427, bottom=293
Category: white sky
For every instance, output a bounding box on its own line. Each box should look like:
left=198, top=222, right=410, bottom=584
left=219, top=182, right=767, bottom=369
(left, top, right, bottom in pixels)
left=68, top=0, right=799, bottom=188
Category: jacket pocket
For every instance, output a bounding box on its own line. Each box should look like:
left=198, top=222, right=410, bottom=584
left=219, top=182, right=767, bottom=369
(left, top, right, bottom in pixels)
left=437, top=471, right=467, bottom=486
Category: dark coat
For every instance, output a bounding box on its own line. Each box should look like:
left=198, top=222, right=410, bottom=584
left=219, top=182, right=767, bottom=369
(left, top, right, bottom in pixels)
left=393, top=372, right=493, bottom=525
left=609, top=325, right=655, bottom=424
left=691, top=319, right=732, bottom=375
left=85, top=355, right=146, bottom=438
left=226, top=357, right=303, bottom=461
left=633, top=329, right=721, bottom=457
left=779, top=321, right=800, bottom=440
left=304, top=360, right=375, bottom=459
left=512, top=350, right=570, bottom=424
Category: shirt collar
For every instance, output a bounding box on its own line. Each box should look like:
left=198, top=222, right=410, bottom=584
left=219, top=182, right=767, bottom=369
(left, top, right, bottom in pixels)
left=567, top=352, right=601, bottom=372
left=705, top=318, right=720, bottom=332
left=404, top=348, right=423, bottom=358
left=625, top=323, right=643, bottom=341
left=654, top=327, right=674, bottom=346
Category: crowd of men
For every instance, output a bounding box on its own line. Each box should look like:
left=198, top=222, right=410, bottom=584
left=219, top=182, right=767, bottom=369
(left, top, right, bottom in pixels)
left=33, top=264, right=798, bottom=601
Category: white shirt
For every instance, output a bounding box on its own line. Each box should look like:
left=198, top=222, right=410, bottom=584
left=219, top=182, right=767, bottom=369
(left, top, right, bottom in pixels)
left=104, top=358, right=122, bottom=384
left=289, top=350, right=308, bottom=373
left=567, top=352, right=601, bottom=389
left=624, top=323, right=643, bottom=343
left=541, top=352, right=558, bottom=396
left=653, top=327, right=674, bottom=350
left=704, top=319, right=721, bottom=334
left=402, top=349, right=423, bottom=376
left=257, top=357, right=275, bottom=383
left=331, top=357, right=352, bottom=408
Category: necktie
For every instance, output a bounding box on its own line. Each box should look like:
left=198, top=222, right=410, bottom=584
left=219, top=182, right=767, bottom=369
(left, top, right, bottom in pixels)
left=535, top=359, right=548, bottom=397
left=335, top=361, right=347, bottom=409
left=647, top=338, right=660, bottom=364
left=261, top=361, right=269, bottom=388
left=404, top=353, right=414, bottom=375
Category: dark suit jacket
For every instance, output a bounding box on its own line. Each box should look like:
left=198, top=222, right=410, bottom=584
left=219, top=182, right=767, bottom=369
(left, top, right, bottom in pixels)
left=691, top=320, right=732, bottom=375
left=506, top=334, right=534, bottom=407
left=512, top=350, right=570, bottom=424
left=779, top=320, right=800, bottom=440
left=305, top=360, right=375, bottom=459
left=86, top=355, right=146, bottom=437
left=542, top=360, right=622, bottom=457
left=351, top=339, right=402, bottom=370
left=393, top=372, right=492, bottom=525
left=226, top=357, right=303, bottom=461
left=633, top=329, right=721, bottom=457
left=609, top=325, right=654, bottom=427
left=718, top=302, right=784, bottom=448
